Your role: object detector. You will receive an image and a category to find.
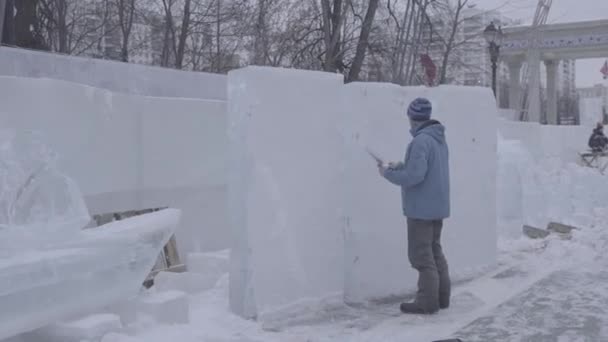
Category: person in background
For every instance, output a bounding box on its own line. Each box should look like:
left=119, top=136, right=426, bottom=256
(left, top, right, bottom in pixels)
left=378, top=97, right=451, bottom=315
left=588, top=122, right=608, bottom=153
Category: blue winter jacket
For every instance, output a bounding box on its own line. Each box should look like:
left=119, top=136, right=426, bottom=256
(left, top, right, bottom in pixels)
left=383, top=120, right=450, bottom=220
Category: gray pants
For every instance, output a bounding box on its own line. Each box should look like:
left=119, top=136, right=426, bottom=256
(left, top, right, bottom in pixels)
left=407, top=218, right=451, bottom=312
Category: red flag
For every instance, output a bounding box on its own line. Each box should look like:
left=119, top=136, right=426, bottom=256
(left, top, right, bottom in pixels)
left=601, top=60, right=608, bottom=80
left=420, top=54, right=437, bottom=86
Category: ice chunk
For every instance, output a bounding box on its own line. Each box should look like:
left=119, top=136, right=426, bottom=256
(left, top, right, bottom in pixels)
left=228, top=67, right=345, bottom=320
left=0, top=209, right=180, bottom=340
left=137, top=290, right=189, bottom=324
left=154, top=271, right=215, bottom=294
left=27, top=314, right=122, bottom=342
left=341, top=84, right=498, bottom=303
left=187, top=250, right=228, bottom=280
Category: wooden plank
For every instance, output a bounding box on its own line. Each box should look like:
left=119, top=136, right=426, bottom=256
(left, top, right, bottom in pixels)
left=523, top=225, right=550, bottom=239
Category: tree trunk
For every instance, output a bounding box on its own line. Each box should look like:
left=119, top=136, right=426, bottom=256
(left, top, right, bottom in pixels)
left=347, top=0, right=380, bottom=82
left=160, top=0, right=174, bottom=67
left=321, top=0, right=344, bottom=72
left=1, top=0, right=15, bottom=45
left=175, top=0, right=191, bottom=69
left=215, top=0, right=221, bottom=72
left=56, top=0, right=68, bottom=53
left=398, top=0, right=416, bottom=84
left=14, top=0, right=44, bottom=50
left=117, top=0, right=136, bottom=62
left=0, top=0, right=6, bottom=44
left=253, top=0, right=268, bottom=65
left=439, top=0, right=467, bottom=84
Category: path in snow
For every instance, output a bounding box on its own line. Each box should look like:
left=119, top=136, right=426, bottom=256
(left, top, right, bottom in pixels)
left=454, top=261, right=608, bottom=341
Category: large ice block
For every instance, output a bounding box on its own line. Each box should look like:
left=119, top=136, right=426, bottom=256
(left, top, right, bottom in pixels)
left=228, top=67, right=345, bottom=320
left=341, top=83, right=498, bottom=303
left=0, top=76, right=230, bottom=256
left=0, top=209, right=180, bottom=340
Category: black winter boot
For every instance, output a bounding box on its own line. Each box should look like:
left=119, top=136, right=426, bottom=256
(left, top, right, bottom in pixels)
left=400, top=302, right=438, bottom=315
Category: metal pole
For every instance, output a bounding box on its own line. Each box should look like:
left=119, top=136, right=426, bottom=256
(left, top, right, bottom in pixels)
left=490, top=43, right=499, bottom=98
left=492, top=60, right=497, bottom=97
left=0, top=0, right=6, bottom=45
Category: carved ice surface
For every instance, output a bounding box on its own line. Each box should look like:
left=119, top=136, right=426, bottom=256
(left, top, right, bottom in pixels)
left=0, top=131, right=180, bottom=340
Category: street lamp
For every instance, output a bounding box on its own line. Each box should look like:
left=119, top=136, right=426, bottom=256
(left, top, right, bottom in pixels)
left=484, top=22, right=503, bottom=97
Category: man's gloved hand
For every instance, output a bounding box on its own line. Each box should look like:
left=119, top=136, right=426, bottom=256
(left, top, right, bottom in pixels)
left=388, top=161, right=404, bottom=170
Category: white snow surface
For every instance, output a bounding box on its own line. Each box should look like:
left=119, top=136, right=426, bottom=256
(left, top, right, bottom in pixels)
left=4, top=66, right=608, bottom=341
left=59, top=127, right=606, bottom=342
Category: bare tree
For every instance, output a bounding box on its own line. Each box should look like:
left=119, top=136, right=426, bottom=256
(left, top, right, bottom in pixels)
left=436, top=0, right=468, bottom=84
left=175, top=0, right=191, bottom=68
left=251, top=0, right=266, bottom=65
left=116, top=0, right=137, bottom=62
left=37, top=0, right=112, bottom=56
left=347, top=0, right=380, bottom=82
left=0, top=0, right=7, bottom=44
left=14, top=0, right=47, bottom=50
left=320, top=0, right=346, bottom=73
left=1, top=0, right=17, bottom=46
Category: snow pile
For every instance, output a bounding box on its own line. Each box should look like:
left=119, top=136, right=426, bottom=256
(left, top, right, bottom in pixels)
left=497, top=133, right=608, bottom=238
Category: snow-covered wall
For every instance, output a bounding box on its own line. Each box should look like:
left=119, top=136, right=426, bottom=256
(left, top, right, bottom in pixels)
left=0, top=47, right=227, bottom=100
left=342, top=84, right=497, bottom=303
left=228, top=67, right=498, bottom=319
left=0, top=76, right=229, bottom=255
left=498, top=120, right=589, bottom=164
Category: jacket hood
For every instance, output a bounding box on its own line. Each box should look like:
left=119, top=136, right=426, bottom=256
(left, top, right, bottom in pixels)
left=411, top=120, right=446, bottom=143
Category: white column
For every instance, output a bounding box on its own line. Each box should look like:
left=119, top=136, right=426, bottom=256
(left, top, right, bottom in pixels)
left=507, top=60, right=522, bottom=110
left=545, top=59, right=559, bottom=125
left=527, top=51, right=542, bottom=123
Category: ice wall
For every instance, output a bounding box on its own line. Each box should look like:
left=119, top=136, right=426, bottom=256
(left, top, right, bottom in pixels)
left=0, top=47, right=227, bottom=100
left=341, top=84, right=498, bottom=303
left=228, top=67, right=345, bottom=320
left=228, top=67, right=499, bottom=317
left=0, top=76, right=229, bottom=255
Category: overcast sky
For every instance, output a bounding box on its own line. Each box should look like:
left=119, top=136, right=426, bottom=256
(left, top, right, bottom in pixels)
left=476, top=0, right=608, bottom=87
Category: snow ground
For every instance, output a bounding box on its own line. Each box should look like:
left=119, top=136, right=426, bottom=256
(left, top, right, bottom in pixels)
left=6, top=140, right=608, bottom=342
left=96, top=226, right=608, bottom=342
left=97, top=149, right=607, bottom=341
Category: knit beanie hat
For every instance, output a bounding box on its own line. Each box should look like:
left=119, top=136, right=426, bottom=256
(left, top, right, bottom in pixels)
left=407, top=98, right=432, bottom=121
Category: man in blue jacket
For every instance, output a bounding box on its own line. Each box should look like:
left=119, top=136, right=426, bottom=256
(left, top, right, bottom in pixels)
left=379, top=97, right=451, bottom=314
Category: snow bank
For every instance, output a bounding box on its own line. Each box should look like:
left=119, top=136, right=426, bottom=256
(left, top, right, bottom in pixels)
left=497, top=130, right=608, bottom=238
left=228, top=67, right=498, bottom=318
left=0, top=47, right=226, bottom=100
left=498, top=119, right=588, bottom=164
left=0, top=76, right=230, bottom=254
left=342, top=84, right=498, bottom=302
left=228, top=67, right=345, bottom=320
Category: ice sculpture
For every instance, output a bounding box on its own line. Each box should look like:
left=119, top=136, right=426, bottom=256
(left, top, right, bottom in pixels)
left=0, top=131, right=180, bottom=340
